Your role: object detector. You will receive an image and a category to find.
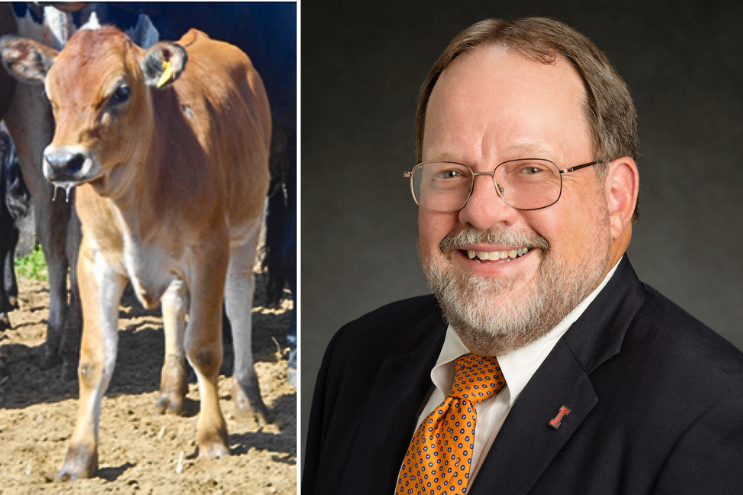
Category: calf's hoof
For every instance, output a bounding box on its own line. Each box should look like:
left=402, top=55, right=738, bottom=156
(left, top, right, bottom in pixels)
left=198, top=428, right=230, bottom=459
left=199, top=441, right=230, bottom=459
left=56, top=446, right=98, bottom=481
left=234, top=382, right=273, bottom=425
left=155, top=391, right=186, bottom=416
left=157, top=362, right=188, bottom=415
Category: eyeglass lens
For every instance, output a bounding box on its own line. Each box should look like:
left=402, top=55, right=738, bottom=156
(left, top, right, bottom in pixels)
left=411, top=160, right=562, bottom=212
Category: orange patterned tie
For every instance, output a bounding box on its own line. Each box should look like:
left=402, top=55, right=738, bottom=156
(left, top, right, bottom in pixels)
left=397, top=354, right=506, bottom=495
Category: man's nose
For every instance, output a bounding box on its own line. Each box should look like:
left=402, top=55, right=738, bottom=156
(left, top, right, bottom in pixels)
left=458, top=173, right=518, bottom=229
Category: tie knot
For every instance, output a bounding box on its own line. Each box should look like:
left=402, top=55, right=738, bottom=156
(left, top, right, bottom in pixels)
left=449, top=353, right=506, bottom=404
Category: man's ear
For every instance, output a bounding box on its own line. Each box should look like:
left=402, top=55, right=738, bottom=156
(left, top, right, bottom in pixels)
left=140, top=41, right=188, bottom=89
left=604, top=157, right=639, bottom=240
left=0, top=35, right=58, bottom=84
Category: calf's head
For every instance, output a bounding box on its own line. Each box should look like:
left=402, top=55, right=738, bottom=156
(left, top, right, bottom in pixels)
left=0, top=27, right=187, bottom=194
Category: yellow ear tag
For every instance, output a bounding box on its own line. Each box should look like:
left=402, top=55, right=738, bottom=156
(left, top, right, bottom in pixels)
left=156, top=60, right=174, bottom=88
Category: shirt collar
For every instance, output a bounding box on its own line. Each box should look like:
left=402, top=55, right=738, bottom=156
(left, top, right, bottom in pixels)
left=430, top=257, right=622, bottom=405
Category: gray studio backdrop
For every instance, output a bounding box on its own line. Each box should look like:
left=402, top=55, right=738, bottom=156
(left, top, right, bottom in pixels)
left=301, top=0, right=743, bottom=459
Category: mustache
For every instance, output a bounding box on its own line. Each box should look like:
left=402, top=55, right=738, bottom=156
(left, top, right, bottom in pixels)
left=439, top=226, right=549, bottom=254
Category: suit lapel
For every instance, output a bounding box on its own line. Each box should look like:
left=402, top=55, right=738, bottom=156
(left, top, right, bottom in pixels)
left=341, top=314, right=446, bottom=493
left=470, top=257, right=647, bottom=495
left=470, top=339, right=597, bottom=495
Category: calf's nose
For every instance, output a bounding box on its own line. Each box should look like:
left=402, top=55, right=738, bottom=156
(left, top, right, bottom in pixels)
left=43, top=148, right=87, bottom=182
left=45, top=150, right=85, bottom=173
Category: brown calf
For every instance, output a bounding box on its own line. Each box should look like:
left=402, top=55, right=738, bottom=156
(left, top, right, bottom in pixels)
left=0, top=26, right=271, bottom=480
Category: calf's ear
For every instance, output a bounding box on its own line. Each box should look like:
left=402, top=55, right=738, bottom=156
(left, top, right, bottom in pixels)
left=0, top=35, right=58, bottom=83
left=140, top=41, right=188, bottom=88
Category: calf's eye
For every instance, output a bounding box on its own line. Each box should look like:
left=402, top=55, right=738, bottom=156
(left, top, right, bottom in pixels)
left=111, top=84, right=131, bottom=105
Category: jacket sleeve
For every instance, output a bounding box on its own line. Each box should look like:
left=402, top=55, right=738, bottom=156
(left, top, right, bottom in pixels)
left=301, top=325, right=343, bottom=494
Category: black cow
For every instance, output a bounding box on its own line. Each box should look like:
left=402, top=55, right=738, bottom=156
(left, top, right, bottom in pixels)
left=0, top=128, right=31, bottom=332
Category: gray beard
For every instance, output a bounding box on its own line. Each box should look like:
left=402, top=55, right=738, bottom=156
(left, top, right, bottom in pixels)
left=421, top=222, right=610, bottom=355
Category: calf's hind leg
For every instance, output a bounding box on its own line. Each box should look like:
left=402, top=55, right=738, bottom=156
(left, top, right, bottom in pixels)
left=225, top=218, right=271, bottom=425
left=157, top=278, right=189, bottom=415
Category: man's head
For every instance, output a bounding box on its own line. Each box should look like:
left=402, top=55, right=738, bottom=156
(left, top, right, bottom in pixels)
left=416, top=18, right=639, bottom=217
left=415, top=18, right=639, bottom=355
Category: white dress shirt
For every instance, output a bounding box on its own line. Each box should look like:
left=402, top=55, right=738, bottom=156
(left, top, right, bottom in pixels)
left=398, top=259, right=621, bottom=488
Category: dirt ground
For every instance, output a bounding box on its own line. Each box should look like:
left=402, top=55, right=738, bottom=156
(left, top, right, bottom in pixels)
left=0, top=273, right=297, bottom=494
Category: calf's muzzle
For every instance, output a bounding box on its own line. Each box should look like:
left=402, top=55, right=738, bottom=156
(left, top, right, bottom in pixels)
left=43, top=147, right=89, bottom=183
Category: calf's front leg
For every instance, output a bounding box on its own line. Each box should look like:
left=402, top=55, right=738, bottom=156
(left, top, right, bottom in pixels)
left=57, top=240, right=126, bottom=481
left=186, top=242, right=230, bottom=459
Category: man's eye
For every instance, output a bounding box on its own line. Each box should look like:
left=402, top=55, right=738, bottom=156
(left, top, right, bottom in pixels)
left=521, top=167, right=543, bottom=175
left=442, top=170, right=462, bottom=179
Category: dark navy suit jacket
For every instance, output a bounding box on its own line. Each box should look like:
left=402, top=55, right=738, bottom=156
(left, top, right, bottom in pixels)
left=304, top=257, right=743, bottom=494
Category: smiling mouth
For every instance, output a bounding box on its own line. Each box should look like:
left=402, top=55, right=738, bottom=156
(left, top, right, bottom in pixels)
left=465, top=248, right=530, bottom=263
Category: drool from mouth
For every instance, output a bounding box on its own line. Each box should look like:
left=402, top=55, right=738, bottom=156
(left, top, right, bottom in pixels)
left=466, top=247, right=529, bottom=263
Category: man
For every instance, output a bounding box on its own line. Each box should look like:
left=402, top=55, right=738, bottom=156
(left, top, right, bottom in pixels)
left=304, top=17, right=743, bottom=494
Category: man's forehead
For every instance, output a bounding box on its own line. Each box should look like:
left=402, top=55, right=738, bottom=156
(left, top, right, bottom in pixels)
left=423, top=43, right=591, bottom=163
left=435, top=43, right=585, bottom=100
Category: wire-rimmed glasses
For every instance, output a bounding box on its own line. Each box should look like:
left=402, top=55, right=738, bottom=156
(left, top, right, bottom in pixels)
left=403, top=158, right=599, bottom=212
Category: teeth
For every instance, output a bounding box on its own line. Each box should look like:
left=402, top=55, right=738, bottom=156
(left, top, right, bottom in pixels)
left=467, top=248, right=530, bottom=262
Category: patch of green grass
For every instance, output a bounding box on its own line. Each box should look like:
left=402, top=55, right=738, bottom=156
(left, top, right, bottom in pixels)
left=15, top=244, right=48, bottom=281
